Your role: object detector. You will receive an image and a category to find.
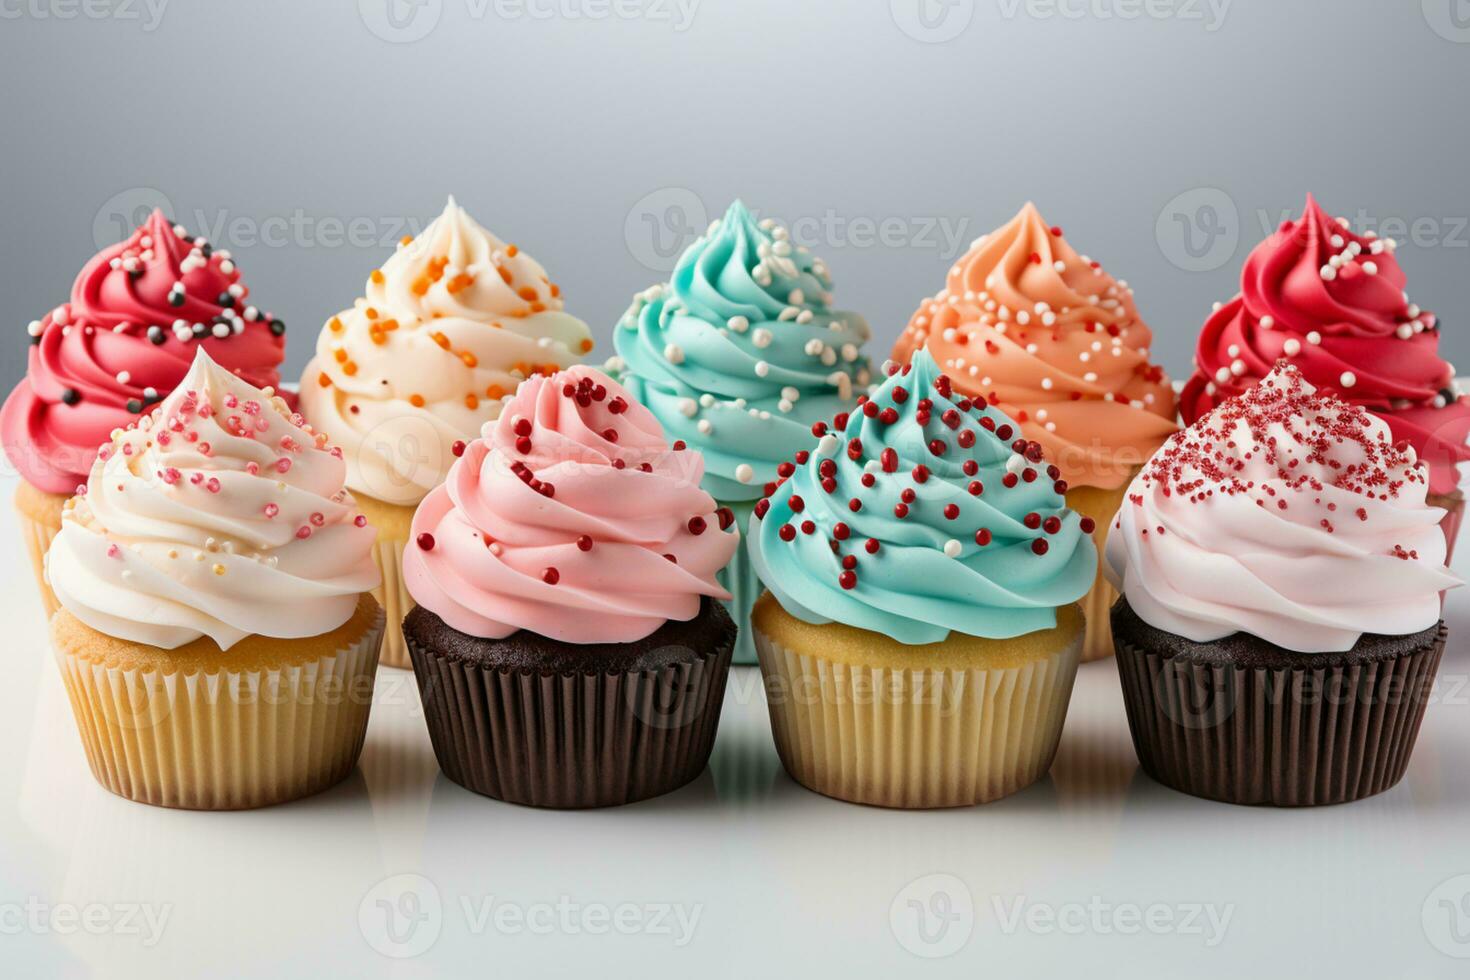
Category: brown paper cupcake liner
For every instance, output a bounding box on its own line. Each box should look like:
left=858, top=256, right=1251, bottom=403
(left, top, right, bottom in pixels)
left=1113, top=623, right=1446, bottom=807
left=406, top=632, right=733, bottom=808
left=371, top=531, right=414, bottom=669
left=16, top=482, right=67, bottom=619
left=53, top=605, right=384, bottom=810
left=753, top=626, right=1081, bottom=808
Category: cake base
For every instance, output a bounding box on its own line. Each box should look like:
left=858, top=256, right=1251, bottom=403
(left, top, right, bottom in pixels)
left=354, top=491, right=416, bottom=669
left=15, top=480, right=68, bottom=619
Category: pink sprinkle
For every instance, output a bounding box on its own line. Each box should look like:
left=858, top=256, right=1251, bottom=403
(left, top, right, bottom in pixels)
left=190, top=472, right=204, bottom=485
left=198, top=442, right=212, bottom=456
left=243, top=400, right=261, bottom=415
left=156, top=431, right=171, bottom=446
left=121, top=444, right=134, bottom=456
left=280, top=436, right=299, bottom=452
left=198, top=404, right=213, bottom=419
left=106, top=544, right=120, bottom=558
left=184, top=431, right=198, bottom=443
left=276, top=457, right=292, bottom=474
left=264, top=503, right=280, bottom=518
left=245, top=461, right=259, bottom=475
left=98, top=446, right=112, bottom=461
left=295, top=525, right=312, bottom=539
left=330, top=446, right=343, bottom=459
left=353, top=514, right=367, bottom=527
left=206, top=477, right=221, bottom=493
left=224, top=394, right=239, bottom=408
left=254, top=417, right=268, bottom=432
left=309, top=512, right=325, bottom=526
left=162, top=467, right=181, bottom=485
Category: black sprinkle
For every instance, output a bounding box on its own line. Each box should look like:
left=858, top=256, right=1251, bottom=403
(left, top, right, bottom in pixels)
left=217, top=292, right=235, bottom=308
left=192, top=323, right=207, bottom=337
left=201, top=244, right=213, bottom=258
left=212, top=314, right=232, bottom=325
left=269, top=319, right=286, bottom=337
left=126, top=399, right=143, bottom=413
left=128, top=269, right=144, bottom=281
left=30, top=334, right=42, bottom=346
left=168, top=291, right=184, bottom=308
left=61, top=388, right=80, bottom=406
left=1441, top=388, right=1457, bottom=404
left=147, top=326, right=166, bottom=345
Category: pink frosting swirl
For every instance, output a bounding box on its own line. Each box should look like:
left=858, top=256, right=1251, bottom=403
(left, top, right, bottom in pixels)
left=403, top=366, right=739, bottom=643
left=1108, top=363, right=1459, bottom=652
left=2, top=210, right=286, bottom=494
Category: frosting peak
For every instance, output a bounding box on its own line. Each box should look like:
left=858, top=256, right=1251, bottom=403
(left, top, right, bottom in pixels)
left=46, top=349, right=379, bottom=650
left=2, top=210, right=286, bottom=494
left=895, top=202, right=1176, bottom=489
left=613, top=199, right=872, bottom=500
left=748, top=347, right=1096, bottom=644
left=1181, top=194, right=1470, bottom=495
left=1108, top=363, right=1459, bottom=652
left=403, top=365, right=739, bottom=643
left=298, top=197, right=593, bottom=506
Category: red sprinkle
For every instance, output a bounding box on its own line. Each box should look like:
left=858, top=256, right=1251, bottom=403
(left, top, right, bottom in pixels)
left=543, top=567, right=560, bottom=584
left=416, top=532, right=435, bottom=550
left=577, top=535, right=593, bottom=551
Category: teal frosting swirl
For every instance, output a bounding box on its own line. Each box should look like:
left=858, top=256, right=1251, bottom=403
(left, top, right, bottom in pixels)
left=613, top=200, right=872, bottom=500
left=747, top=348, right=1097, bottom=644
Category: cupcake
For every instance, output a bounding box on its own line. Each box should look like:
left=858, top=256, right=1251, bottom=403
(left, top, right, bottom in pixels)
left=299, top=197, right=592, bottom=668
left=46, top=349, right=383, bottom=809
left=2, top=210, right=287, bottom=617
left=1181, top=194, right=1470, bottom=558
left=402, top=364, right=740, bottom=808
left=613, top=200, right=872, bottom=665
left=893, top=203, right=1176, bottom=662
left=1108, top=363, right=1459, bottom=806
left=747, top=348, right=1098, bottom=808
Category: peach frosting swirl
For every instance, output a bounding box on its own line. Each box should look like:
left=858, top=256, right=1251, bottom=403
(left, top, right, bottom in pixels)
left=403, top=365, right=739, bottom=644
left=894, top=203, right=1177, bottom=490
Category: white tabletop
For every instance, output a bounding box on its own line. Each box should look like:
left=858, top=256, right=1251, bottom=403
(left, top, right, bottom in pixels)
left=3, top=473, right=1469, bottom=979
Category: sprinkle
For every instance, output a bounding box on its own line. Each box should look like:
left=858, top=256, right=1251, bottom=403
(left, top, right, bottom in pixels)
left=417, top=532, right=435, bottom=550
left=943, top=539, right=962, bottom=558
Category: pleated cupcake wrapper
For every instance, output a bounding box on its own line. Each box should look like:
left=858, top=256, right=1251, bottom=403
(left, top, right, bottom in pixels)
left=53, top=610, right=384, bottom=810
left=1113, top=625, right=1446, bottom=807
left=1080, top=568, right=1119, bottom=664
left=407, top=635, right=734, bottom=808
left=370, top=531, right=415, bottom=670
left=18, top=503, right=62, bottom=620
left=715, top=498, right=760, bottom=666
left=752, top=627, right=1081, bottom=808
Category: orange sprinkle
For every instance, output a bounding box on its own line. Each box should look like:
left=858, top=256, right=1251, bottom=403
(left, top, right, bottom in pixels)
left=400, top=235, right=413, bottom=247
left=506, top=244, right=518, bottom=257
left=364, top=307, right=379, bottom=320
left=517, top=287, right=538, bottom=302
left=328, top=317, right=343, bottom=333
left=512, top=361, right=531, bottom=376
left=379, top=318, right=399, bottom=331
left=317, top=372, right=331, bottom=387
left=369, top=330, right=387, bottom=346
left=579, top=338, right=594, bottom=353
left=431, top=331, right=451, bottom=350
left=498, top=267, right=513, bottom=285
left=486, top=384, right=505, bottom=399
left=460, top=351, right=479, bottom=368
left=464, top=394, right=479, bottom=410
left=412, top=276, right=431, bottom=296
left=550, top=283, right=561, bottom=298
left=369, top=269, right=385, bottom=285
left=446, top=273, right=474, bottom=294
left=530, top=302, right=546, bottom=314
left=343, top=362, right=358, bottom=376
left=334, top=349, right=348, bottom=363
left=409, top=394, right=425, bottom=408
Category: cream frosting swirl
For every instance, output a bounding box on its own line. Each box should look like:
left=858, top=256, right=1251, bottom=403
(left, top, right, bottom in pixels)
left=1105, top=363, right=1459, bottom=652
left=403, top=365, right=739, bottom=644
left=298, top=198, right=593, bottom=506
left=47, top=350, right=380, bottom=650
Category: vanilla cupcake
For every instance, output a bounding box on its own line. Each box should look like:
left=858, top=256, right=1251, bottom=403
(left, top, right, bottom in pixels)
left=48, top=350, right=383, bottom=809
left=299, top=198, right=592, bottom=667
left=748, top=348, right=1097, bottom=808
left=1108, top=363, right=1459, bottom=805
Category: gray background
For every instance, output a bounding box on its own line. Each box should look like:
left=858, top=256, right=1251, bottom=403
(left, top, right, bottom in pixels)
left=2, top=0, right=1468, bottom=394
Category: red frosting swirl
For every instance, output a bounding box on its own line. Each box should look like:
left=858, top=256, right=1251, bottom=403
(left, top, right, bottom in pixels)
left=1181, top=195, right=1470, bottom=496
left=2, top=210, right=286, bottom=494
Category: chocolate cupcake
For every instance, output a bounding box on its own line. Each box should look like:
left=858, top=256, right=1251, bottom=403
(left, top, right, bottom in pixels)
left=1107, top=363, right=1460, bottom=806
left=402, top=365, right=740, bottom=808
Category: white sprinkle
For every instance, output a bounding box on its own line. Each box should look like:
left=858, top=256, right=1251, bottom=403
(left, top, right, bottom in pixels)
left=699, top=393, right=716, bottom=408
left=697, top=419, right=713, bottom=435
left=677, top=398, right=698, bottom=418
left=816, top=434, right=839, bottom=458
left=1259, top=315, right=1274, bottom=330
left=752, top=328, right=773, bottom=349
left=1283, top=339, right=1302, bottom=356
left=116, top=371, right=130, bottom=384
left=1307, top=331, right=1322, bottom=345
left=754, top=361, right=770, bottom=378
left=943, top=539, right=962, bottom=559
left=1214, top=367, right=1232, bottom=384
left=664, top=343, right=685, bottom=364
left=1363, top=261, right=1378, bottom=276
left=735, top=463, right=754, bottom=484
left=1320, top=265, right=1337, bottom=281
left=1339, top=371, right=1357, bottom=388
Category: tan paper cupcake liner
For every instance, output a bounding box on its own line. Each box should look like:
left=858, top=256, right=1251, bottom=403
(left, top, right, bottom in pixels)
left=370, top=531, right=414, bottom=669
left=1065, top=479, right=1131, bottom=663
left=407, top=634, right=733, bottom=809
left=753, top=627, right=1081, bottom=808
left=53, top=607, right=384, bottom=810
left=714, top=498, right=761, bottom=666
left=1113, top=625, right=1446, bottom=806
left=15, top=482, right=67, bottom=619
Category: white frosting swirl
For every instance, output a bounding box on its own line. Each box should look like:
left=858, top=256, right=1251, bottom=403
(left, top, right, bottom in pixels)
left=298, top=197, right=593, bottom=506
left=1105, top=364, right=1459, bottom=652
left=47, top=349, right=380, bottom=650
